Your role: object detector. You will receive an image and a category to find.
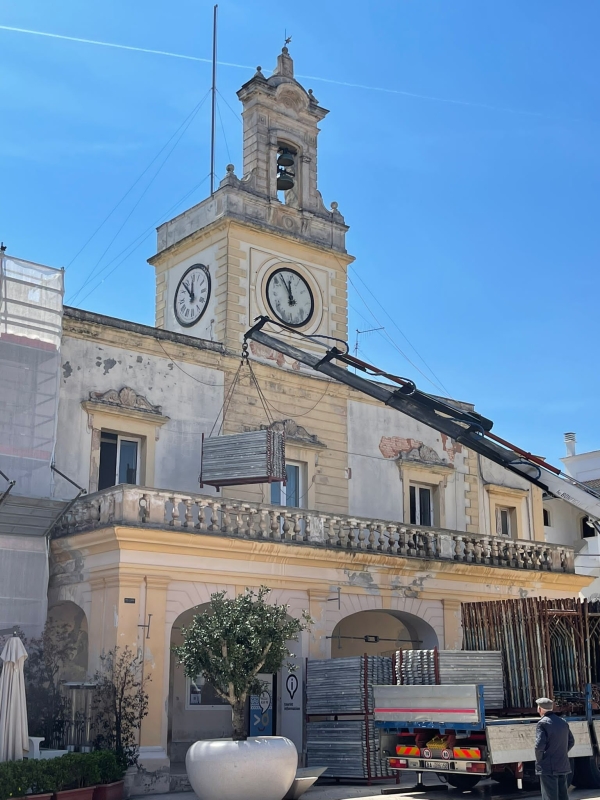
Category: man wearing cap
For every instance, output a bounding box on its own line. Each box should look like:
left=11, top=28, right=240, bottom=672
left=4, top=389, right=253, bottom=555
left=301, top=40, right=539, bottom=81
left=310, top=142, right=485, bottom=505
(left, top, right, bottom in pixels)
left=535, top=697, right=575, bottom=800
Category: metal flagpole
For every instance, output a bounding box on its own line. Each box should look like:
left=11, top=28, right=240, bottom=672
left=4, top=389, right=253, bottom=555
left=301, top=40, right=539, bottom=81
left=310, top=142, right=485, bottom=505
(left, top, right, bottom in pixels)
left=210, top=4, right=218, bottom=195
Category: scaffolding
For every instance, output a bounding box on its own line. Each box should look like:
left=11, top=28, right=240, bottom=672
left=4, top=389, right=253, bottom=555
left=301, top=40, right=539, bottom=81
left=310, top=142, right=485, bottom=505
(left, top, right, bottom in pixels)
left=0, top=253, right=64, bottom=499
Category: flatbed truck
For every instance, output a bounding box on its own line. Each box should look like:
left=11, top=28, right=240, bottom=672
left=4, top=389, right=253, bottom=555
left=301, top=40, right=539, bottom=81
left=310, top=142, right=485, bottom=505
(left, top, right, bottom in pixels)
left=373, top=683, right=600, bottom=791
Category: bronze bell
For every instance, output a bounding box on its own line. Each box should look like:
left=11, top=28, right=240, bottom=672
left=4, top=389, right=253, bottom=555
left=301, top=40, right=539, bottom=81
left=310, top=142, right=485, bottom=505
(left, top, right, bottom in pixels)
left=277, top=148, right=295, bottom=167
left=277, top=169, right=295, bottom=191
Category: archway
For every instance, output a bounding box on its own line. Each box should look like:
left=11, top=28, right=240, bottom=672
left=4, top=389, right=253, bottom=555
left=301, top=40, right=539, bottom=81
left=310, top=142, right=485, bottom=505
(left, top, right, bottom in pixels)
left=168, top=604, right=232, bottom=763
left=47, top=600, right=89, bottom=681
left=330, top=609, right=438, bottom=658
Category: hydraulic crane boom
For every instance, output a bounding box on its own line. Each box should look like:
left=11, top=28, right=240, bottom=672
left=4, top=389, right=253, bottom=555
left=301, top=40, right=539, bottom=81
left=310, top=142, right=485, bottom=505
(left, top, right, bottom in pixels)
left=245, top=316, right=600, bottom=530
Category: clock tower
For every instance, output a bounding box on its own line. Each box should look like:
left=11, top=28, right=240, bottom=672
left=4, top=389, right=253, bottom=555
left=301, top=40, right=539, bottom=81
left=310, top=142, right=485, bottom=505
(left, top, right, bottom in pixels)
left=148, top=46, right=353, bottom=358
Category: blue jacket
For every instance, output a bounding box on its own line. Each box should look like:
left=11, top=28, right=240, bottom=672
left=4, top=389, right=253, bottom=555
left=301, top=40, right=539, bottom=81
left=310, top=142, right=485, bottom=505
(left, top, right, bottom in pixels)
left=535, top=712, right=575, bottom=775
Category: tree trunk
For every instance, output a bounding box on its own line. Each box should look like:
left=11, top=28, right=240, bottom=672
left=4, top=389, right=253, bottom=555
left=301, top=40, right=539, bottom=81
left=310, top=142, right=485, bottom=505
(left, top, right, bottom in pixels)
left=231, top=700, right=247, bottom=741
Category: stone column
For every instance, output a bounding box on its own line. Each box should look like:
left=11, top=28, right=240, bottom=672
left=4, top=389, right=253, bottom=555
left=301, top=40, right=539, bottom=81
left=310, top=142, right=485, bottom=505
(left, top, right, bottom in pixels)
left=138, top=576, right=170, bottom=774
left=442, top=599, right=462, bottom=650
left=308, top=589, right=331, bottom=659
left=87, top=572, right=142, bottom=670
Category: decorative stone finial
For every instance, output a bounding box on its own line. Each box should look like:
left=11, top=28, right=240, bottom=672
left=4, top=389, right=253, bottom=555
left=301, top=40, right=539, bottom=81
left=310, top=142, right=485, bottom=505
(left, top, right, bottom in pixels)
left=331, top=201, right=339, bottom=211
left=253, top=65, right=265, bottom=79
left=274, top=45, right=294, bottom=78
left=226, top=164, right=235, bottom=174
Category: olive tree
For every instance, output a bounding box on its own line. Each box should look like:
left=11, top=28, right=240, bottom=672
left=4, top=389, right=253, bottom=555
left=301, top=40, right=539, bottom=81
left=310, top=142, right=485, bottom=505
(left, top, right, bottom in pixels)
left=174, top=587, right=310, bottom=740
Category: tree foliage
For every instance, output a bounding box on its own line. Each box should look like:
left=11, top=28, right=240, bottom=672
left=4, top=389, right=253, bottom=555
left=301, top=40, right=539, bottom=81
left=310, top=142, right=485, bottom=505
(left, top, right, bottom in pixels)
left=91, top=645, right=149, bottom=766
left=174, top=587, right=310, bottom=740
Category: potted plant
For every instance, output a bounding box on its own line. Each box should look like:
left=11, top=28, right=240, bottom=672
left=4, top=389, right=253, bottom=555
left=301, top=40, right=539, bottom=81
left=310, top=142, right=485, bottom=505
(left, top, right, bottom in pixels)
left=46, top=754, right=101, bottom=800
left=91, top=752, right=126, bottom=800
left=174, top=586, right=310, bottom=800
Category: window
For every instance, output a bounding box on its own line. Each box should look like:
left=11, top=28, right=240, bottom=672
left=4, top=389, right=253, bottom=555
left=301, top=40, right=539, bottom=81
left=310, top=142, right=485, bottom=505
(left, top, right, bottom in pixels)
left=496, top=507, right=512, bottom=537
left=409, top=484, right=433, bottom=526
left=582, top=516, right=596, bottom=539
left=98, top=432, right=141, bottom=490
left=543, top=508, right=551, bottom=527
left=271, top=462, right=305, bottom=508
left=185, top=674, right=229, bottom=711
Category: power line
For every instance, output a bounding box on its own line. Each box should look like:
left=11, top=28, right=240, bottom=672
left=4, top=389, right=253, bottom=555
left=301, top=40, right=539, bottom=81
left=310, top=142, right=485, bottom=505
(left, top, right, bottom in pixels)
left=216, top=88, right=242, bottom=125
left=66, top=89, right=211, bottom=277
left=347, top=273, right=446, bottom=394
left=74, top=173, right=212, bottom=304
left=155, top=338, right=225, bottom=388
left=215, top=97, right=232, bottom=164
left=68, top=90, right=212, bottom=304
left=349, top=266, right=451, bottom=395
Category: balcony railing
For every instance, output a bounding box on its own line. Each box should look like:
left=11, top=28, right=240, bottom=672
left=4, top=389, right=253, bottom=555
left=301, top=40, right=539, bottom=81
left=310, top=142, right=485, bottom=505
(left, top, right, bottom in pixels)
left=53, top=485, right=575, bottom=573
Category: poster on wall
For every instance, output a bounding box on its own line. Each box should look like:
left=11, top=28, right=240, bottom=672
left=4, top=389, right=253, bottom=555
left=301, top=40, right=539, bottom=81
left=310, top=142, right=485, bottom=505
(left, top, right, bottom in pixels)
left=250, top=673, right=274, bottom=736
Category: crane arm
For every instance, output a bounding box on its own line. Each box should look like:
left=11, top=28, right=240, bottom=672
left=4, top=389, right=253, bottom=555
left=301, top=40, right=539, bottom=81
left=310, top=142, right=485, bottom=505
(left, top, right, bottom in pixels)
left=244, top=317, right=600, bottom=528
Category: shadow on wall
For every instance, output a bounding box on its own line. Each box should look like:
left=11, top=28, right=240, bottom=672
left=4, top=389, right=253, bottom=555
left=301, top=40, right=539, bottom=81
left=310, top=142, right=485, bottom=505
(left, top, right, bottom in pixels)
left=47, top=600, right=89, bottom=681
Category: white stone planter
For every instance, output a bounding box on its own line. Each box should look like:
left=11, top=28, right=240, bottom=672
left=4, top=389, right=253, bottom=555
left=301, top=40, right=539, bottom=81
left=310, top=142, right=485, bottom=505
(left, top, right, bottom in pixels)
left=185, top=736, right=297, bottom=800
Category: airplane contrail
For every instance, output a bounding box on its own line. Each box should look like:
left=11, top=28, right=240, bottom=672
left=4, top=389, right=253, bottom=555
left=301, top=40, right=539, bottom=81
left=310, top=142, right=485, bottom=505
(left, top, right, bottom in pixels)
left=0, top=23, right=562, bottom=119
left=0, top=24, right=252, bottom=70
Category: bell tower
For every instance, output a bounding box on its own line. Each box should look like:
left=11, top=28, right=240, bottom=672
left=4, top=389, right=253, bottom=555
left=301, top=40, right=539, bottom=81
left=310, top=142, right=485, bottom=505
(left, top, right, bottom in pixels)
left=149, top=47, right=353, bottom=354
left=237, top=47, right=329, bottom=213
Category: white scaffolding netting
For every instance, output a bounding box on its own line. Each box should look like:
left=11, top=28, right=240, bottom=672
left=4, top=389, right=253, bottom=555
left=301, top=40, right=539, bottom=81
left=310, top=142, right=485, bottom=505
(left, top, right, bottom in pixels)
left=0, top=255, right=64, bottom=498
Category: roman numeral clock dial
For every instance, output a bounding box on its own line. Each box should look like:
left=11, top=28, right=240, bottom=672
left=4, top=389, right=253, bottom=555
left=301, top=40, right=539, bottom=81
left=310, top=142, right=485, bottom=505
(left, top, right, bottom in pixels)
left=266, top=268, right=314, bottom=328
left=174, top=264, right=211, bottom=328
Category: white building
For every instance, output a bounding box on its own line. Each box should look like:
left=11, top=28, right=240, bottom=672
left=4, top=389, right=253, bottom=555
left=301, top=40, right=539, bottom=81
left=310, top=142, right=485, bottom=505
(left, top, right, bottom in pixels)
left=544, top=433, right=600, bottom=599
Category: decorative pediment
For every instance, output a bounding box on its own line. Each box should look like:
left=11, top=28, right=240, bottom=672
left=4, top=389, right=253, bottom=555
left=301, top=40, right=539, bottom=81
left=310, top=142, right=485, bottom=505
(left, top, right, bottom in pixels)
left=261, top=419, right=326, bottom=448
left=88, top=387, right=162, bottom=415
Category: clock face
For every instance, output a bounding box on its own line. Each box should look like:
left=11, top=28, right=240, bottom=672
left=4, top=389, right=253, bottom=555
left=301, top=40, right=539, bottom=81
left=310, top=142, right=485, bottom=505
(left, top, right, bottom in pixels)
left=174, top=264, right=211, bottom=327
left=266, top=268, right=314, bottom=328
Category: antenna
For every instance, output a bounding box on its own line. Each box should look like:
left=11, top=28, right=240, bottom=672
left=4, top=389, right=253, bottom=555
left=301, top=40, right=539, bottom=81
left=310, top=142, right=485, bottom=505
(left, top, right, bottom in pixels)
left=354, top=326, right=384, bottom=358
left=210, top=4, right=218, bottom=196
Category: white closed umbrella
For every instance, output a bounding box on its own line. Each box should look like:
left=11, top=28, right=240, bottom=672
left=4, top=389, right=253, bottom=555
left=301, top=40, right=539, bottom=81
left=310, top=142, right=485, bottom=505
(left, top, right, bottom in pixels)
left=0, top=636, right=29, bottom=761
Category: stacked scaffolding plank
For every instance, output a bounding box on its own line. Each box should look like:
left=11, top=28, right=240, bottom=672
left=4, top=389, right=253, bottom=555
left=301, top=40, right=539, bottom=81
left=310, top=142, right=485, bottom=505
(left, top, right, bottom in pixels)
left=462, top=597, right=588, bottom=711
left=306, top=655, right=395, bottom=782
left=199, top=429, right=286, bottom=489
left=395, top=649, right=504, bottom=710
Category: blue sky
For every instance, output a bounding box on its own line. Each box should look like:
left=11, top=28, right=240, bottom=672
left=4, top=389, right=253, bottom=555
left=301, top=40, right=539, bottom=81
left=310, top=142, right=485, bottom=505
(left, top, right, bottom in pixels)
left=1, top=1, right=598, bottom=467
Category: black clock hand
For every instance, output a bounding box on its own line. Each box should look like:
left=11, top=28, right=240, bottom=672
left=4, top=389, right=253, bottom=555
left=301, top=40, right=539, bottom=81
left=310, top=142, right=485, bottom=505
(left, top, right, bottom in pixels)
left=189, top=275, right=195, bottom=302
left=182, top=280, right=193, bottom=298
left=284, top=277, right=296, bottom=305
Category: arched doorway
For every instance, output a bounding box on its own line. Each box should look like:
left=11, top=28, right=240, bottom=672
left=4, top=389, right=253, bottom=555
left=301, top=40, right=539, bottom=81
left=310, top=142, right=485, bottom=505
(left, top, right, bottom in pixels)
left=168, top=605, right=232, bottom=763
left=330, top=609, right=438, bottom=658
left=168, top=604, right=306, bottom=763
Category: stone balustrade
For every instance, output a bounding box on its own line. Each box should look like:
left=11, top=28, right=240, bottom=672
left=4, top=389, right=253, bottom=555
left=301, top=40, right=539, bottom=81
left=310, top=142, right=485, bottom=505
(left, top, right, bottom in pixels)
left=54, top=485, right=575, bottom=573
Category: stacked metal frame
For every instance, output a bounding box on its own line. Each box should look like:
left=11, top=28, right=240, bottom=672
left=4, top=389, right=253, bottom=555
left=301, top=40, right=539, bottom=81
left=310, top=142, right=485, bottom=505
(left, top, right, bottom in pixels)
left=305, top=655, right=394, bottom=782
left=199, top=429, right=286, bottom=489
left=395, top=649, right=504, bottom=709
left=462, top=597, right=588, bottom=712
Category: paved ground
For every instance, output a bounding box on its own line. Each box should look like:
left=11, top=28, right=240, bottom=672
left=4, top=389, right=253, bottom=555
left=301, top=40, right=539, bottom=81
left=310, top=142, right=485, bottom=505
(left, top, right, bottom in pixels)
left=136, top=776, right=600, bottom=800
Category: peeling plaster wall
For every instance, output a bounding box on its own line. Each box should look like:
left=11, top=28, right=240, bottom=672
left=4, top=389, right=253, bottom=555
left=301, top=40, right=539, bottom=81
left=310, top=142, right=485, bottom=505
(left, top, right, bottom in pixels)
left=55, top=336, right=224, bottom=496
left=347, top=399, right=468, bottom=529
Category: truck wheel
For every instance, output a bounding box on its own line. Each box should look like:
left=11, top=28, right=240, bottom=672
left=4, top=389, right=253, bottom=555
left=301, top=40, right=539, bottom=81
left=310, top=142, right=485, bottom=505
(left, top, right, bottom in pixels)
left=573, top=756, right=600, bottom=789
left=445, top=774, right=482, bottom=791
left=491, top=772, right=517, bottom=789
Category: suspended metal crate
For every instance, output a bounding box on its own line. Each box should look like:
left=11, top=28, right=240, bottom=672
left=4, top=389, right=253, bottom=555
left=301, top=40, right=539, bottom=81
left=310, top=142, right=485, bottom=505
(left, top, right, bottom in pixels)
left=200, top=429, right=286, bottom=490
